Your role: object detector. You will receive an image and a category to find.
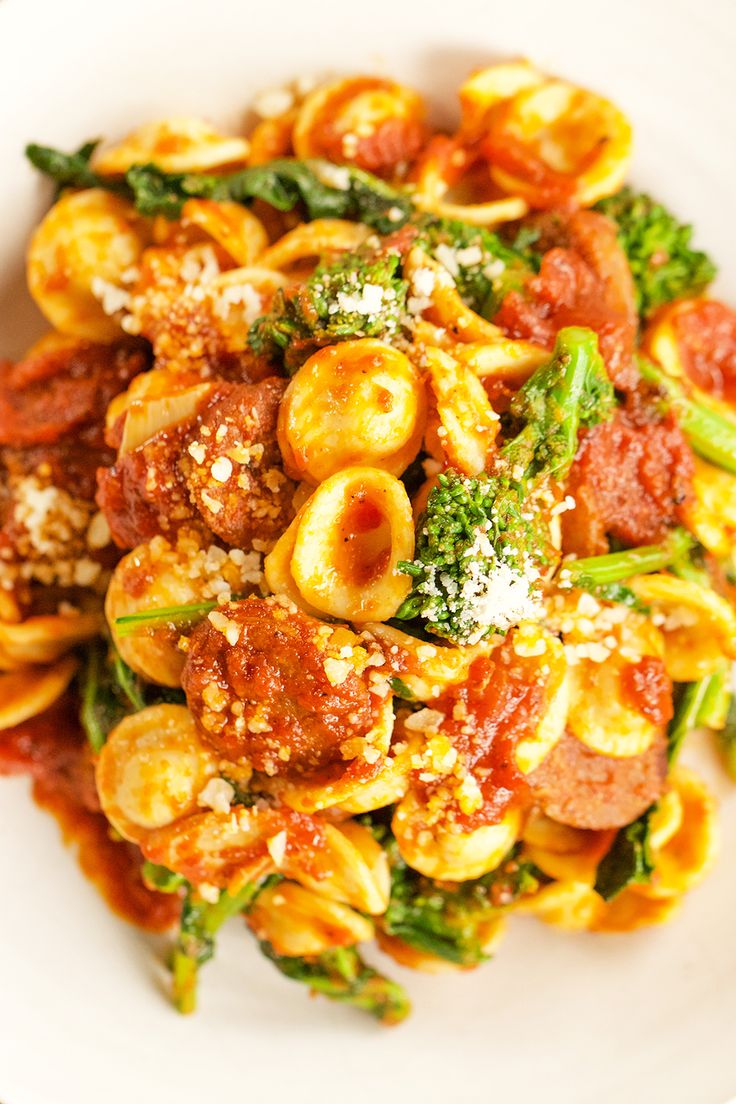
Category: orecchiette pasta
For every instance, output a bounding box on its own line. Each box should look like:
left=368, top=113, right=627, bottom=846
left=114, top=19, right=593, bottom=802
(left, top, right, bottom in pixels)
left=27, top=189, right=150, bottom=340
left=257, top=219, right=371, bottom=271
left=424, top=346, right=499, bottom=476
left=96, top=704, right=220, bottom=842
left=93, top=117, right=250, bottom=174
left=392, top=789, right=521, bottom=881
left=289, top=467, right=415, bottom=621
left=247, top=882, right=374, bottom=957
left=628, top=573, right=736, bottom=681
left=0, top=656, right=78, bottom=731
left=0, top=611, right=102, bottom=670
left=278, top=339, right=426, bottom=483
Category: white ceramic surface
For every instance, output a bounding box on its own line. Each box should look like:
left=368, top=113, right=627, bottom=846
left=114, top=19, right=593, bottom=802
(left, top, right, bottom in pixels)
left=1, top=0, right=735, bottom=1101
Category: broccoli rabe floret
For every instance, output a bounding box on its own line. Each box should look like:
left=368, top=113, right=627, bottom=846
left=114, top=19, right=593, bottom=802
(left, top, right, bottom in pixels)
left=413, top=215, right=534, bottom=317
left=249, top=250, right=408, bottom=371
left=596, top=187, right=716, bottom=320
left=397, top=327, right=615, bottom=643
left=381, top=835, right=542, bottom=966
left=259, top=943, right=410, bottom=1025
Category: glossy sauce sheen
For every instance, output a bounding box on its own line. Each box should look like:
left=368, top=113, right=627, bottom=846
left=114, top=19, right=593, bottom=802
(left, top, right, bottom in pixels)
left=0, top=698, right=179, bottom=932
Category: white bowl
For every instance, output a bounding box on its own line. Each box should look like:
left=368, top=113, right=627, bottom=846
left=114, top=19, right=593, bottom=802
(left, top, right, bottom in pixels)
left=1, top=1, right=735, bottom=1101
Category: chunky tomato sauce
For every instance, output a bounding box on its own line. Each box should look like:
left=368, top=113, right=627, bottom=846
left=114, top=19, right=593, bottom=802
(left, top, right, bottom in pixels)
left=562, top=409, right=695, bottom=556
left=670, top=299, right=736, bottom=403
left=0, top=698, right=178, bottom=931
left=620, top=656, right=674, bottom=726
left=426, top=637, right=546, bottom=829
left=495, top=210, right=638, bottom=390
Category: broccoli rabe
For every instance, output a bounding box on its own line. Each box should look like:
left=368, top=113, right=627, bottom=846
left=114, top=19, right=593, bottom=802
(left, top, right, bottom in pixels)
left=638, top=356, right=736, bottom=474
left=596, top=187, right=716, bottom=320
left=249, top=250, right=408, bottom=371
left=397, top=327, right=615, bottom=643
left=413, top=215, right=534, bottom=318
left=594, top=809, right=655, bottom=901
left=172, top=882, right=261, bottom=1014
left=26, top=142, right=413, bottom=230
left=260, top=943, right=410, bottom=1025
left=79, top=640, right=185, bottom=751
left=381, top=835, right=543, bottom=966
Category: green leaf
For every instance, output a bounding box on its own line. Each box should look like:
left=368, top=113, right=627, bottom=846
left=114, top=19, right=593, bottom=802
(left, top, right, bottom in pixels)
left=26, top=142, right=412, bottom=230
left=141, top=861, right=186, bottom=894
left=594, top=810, right=655, bottom=901
left=388, top=677, right=416, bottom=701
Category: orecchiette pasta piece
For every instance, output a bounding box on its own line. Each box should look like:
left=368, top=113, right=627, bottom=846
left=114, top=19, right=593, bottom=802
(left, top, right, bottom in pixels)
left=106, top=531, right=261, bottom=687
left=263, top=505, right=323, bottom=616
left=556, top=597, right=670, bottom=757
left=95, top=704, right=219, bottom=843
left=180, top=200, right=268, bottom=267
left=458, top=61, right=545, bottom=140
left=520, top=810, right=613, bottom=884
left=278, top=340, right=426, bottom=484
left=424, top=346, right=499, bottom=476
left=0, top=611, right=103, bottom=670
left=642, top=298, right=736, bottom=412
left=290, top=467, right=414, bottom=621
left=257, top=219, right=371, bottom=271
left=27, top=189, right=150, bottom=340
left=118, top=381, right=216, bottom=456
left=405, top=248, right=503, bottom=342
left=104, top=365, right=206, bottom=437
left=359, top=622, right=496, bottom=701
left=454, top=339, right=548, bottom=385
left=93, top=117, right=250, bottom=174
left=292, top=76, right=427, bottom=175
left=685, top=457, right=736, bottom=558
left=628, top=573, right=736, bottom=681
left=142, top=801, right=370, bottom=904
left=566, top=654, right=664, bottom=759
left=410, top=137, right=528, bottom=226
left=392, top=790, right=521, bottom=882
left=638, top=768, right=718, bottom=900
left=0, top=656, right=78, bottom=732
left=514, top=880, right=603, bottom=931
left=247, top=882, right=374, bottom=958
left=483, top=80, right=632, bottom=207
left=286, top=820, right=390, bottom=915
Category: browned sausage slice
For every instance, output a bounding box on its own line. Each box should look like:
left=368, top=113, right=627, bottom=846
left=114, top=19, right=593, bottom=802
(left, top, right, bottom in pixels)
left=527, top=729, right=668, bottom=830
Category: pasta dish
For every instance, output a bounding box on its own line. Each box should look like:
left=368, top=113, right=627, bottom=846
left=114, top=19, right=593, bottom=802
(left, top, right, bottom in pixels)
left=2, top=60, right=734, bottom=1023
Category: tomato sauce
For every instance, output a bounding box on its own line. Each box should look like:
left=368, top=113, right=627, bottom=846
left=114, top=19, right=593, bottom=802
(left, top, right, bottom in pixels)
left=423, top=636, right=545, bottom=829
left=620, top=656, right=674, bottom=726
left=670, top=299, right=736, bottom=404
left=0, top=698, right=178, bottom=932
left=562, top=409, right=695, bottom=556
left=495, top=210, right=638, bottom=390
